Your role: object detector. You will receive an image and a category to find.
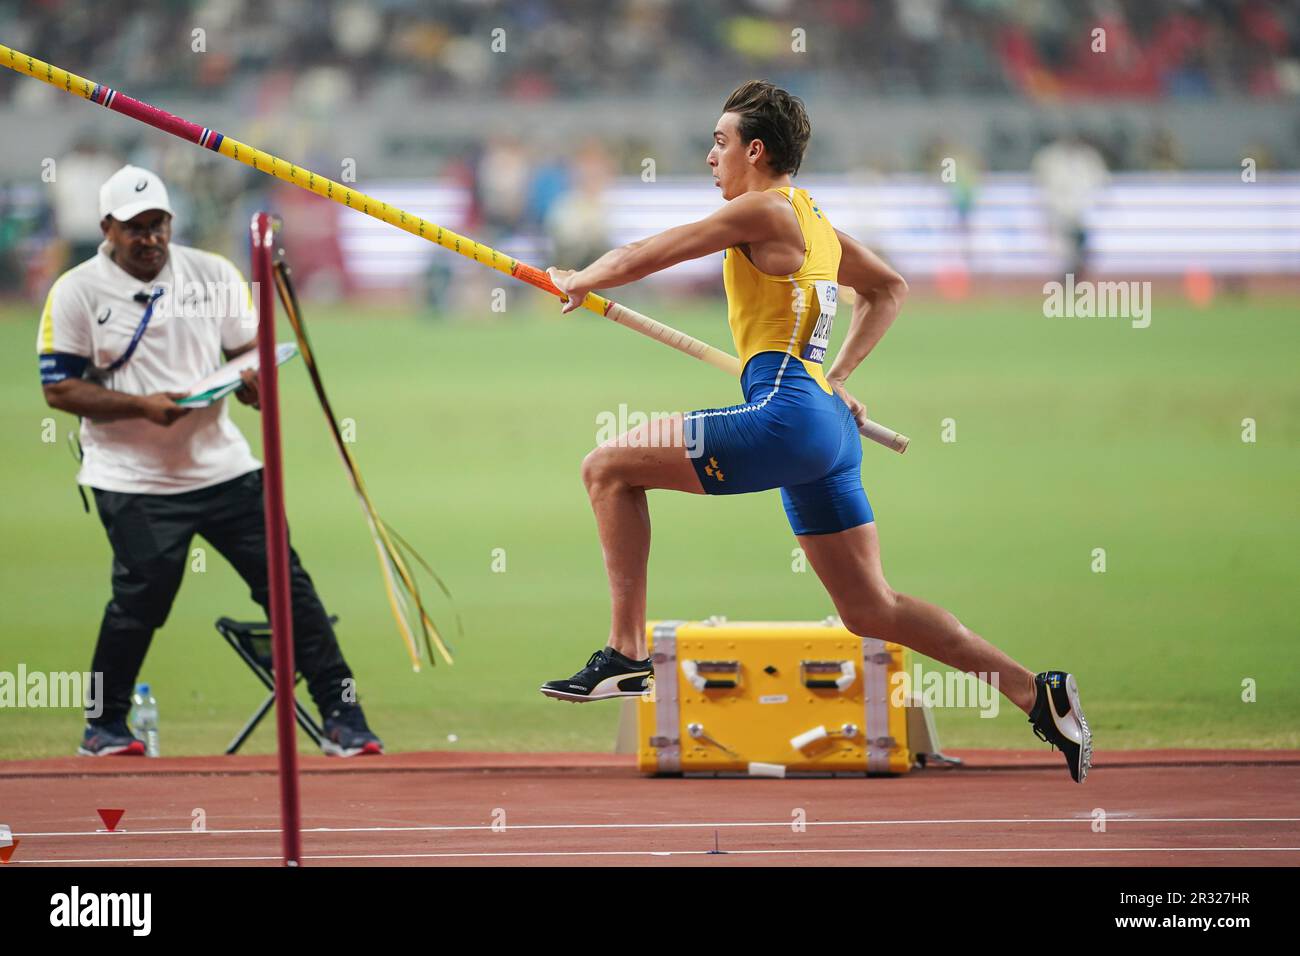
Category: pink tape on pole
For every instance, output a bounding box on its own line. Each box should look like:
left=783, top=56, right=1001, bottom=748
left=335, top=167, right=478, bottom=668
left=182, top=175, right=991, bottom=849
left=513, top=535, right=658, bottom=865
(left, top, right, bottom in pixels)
left=91, top=81, right=225, bottom=151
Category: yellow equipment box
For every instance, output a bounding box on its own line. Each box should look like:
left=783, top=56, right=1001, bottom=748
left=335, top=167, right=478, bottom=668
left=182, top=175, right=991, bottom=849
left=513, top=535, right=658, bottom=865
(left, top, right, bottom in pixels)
left=637, top=618, right=912, bottom=776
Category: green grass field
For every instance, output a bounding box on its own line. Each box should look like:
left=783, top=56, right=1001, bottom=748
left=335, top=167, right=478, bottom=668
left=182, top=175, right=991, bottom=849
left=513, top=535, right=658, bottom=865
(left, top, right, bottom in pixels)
left=2, top=290, right=1297, bottom=759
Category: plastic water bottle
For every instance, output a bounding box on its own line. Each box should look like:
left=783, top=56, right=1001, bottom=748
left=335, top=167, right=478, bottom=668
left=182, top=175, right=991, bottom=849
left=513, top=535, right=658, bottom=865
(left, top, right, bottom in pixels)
left=128, top=684, right=160, bottom=757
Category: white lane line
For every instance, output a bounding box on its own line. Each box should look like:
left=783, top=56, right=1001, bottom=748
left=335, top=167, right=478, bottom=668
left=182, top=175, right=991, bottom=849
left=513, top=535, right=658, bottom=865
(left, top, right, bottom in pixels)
left=12, top=816, right=1300, bottom=839
left=10, top=846, right=1300, bottom=865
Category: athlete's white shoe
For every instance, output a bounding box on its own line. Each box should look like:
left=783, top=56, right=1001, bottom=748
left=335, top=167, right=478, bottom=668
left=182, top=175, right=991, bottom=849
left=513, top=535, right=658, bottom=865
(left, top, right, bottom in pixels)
left=1028, top=671, right=1092, bottom=783
left=540, top=648, right=652, bottom=702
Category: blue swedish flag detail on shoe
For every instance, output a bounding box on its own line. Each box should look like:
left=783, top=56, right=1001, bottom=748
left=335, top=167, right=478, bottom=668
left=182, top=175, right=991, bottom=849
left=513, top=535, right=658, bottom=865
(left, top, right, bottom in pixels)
left=1028, top=671, right=1092, bottom=783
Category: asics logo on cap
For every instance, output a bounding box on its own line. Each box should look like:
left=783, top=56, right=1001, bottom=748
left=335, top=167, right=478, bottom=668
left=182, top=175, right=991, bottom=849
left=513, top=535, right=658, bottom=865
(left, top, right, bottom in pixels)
left=100, top=165, right=173, bottom=220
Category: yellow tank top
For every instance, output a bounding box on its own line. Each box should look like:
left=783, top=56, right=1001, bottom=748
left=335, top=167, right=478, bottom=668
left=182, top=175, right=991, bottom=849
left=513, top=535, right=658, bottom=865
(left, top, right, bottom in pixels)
left=723, top=186, right=841, bottom=393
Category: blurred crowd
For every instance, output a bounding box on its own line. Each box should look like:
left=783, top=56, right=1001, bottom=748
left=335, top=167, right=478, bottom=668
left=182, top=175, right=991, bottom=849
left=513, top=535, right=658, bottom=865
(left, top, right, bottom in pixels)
left=1, top=0, right=1295, bottom=299
left=0, top=133, right=268, bottom=297
left=0, top=127, right=619, bottom=301
left=2, top=0, right=1297, bottom=103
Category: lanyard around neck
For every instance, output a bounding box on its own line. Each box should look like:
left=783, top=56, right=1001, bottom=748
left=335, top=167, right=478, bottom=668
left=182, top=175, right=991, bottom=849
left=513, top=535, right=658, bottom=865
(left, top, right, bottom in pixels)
left=104, top=286, right=164, bottom=373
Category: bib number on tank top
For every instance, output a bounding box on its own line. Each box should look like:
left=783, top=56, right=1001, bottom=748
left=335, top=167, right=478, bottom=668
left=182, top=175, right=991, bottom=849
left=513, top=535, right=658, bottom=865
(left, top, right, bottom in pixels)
left=800, top=280, right=838, bottom=363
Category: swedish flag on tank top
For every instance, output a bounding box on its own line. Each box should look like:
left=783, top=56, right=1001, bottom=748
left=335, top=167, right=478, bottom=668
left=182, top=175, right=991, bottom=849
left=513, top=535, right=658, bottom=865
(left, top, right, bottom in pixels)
left=722, top=186, right=842, bottom=393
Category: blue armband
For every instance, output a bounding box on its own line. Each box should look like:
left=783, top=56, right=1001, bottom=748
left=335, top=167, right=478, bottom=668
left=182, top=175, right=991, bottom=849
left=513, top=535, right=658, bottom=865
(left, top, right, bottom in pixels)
left=39, top=351, right=89, bottom=385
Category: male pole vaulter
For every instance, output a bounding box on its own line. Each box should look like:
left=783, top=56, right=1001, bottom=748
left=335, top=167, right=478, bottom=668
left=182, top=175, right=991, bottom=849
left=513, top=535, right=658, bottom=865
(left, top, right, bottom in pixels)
left=542, top=81, right=1091, bottom=782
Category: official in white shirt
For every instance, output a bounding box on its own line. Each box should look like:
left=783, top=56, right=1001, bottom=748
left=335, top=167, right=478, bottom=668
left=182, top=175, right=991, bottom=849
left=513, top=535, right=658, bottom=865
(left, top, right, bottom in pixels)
left=38, top=165, right=382, bottom=757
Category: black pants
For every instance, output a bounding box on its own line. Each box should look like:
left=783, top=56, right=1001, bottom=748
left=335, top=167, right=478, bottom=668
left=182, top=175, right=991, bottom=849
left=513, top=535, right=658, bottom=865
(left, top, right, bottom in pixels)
left=90, top=469, right=353, bottom=725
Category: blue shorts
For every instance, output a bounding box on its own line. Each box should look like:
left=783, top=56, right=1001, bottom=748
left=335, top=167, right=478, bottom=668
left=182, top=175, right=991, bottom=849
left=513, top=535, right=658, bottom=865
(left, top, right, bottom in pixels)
left=683, top=351, right=874, bottom=536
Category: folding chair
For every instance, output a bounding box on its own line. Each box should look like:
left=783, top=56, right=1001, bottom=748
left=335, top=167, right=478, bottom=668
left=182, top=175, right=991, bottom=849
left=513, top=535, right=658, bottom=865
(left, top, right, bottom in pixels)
left=216, top=616, right=328, bottom=754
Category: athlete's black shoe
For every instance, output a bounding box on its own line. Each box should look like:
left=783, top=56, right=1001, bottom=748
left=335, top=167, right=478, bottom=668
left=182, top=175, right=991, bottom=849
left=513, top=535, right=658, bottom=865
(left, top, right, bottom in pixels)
left=1027, top=671, right=1092, bottom=783
left=77, top=721, right=146, bottom=757
left=540, top=647, right=652, bottom=702
left=321, top=705, right=384, bottom=757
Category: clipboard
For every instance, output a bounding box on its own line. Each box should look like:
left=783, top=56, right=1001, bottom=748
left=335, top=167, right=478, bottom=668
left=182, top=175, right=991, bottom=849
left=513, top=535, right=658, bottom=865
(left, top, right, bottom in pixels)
left=176, top=343, right=299, bottom=408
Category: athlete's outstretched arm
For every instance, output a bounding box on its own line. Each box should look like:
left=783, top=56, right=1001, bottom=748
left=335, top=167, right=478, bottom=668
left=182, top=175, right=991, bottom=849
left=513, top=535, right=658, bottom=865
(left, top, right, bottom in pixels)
left=826, top=229, right=908, bottom=386
left=547, top=192, right=783, bottom=313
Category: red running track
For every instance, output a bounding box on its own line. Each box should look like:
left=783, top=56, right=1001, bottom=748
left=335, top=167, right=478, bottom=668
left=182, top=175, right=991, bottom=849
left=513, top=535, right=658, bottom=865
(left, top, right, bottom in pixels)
left=1, top=749, right=1297, bottom=867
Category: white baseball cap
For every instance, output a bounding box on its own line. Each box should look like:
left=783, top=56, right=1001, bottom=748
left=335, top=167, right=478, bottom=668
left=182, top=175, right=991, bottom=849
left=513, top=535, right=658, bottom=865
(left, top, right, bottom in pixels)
left=99, top=165, right=174, bottom=222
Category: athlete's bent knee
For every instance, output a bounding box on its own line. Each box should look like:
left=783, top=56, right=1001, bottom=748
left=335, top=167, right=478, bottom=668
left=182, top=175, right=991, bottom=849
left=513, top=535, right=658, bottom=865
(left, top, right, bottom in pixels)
left=841, top=588, right=900, bottom=639
left=581, top=444, right=619, bottom=494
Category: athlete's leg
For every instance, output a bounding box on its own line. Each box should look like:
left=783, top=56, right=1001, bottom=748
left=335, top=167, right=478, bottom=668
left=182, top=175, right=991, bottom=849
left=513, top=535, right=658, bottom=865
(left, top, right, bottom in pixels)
left=798, top=522, right=1037, bottom=714
left=581, top=413, right=703, bottom=660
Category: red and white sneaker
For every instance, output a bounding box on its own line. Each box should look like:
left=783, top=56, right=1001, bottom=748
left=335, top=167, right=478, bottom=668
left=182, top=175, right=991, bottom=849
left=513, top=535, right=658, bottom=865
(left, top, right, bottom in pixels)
left=77, top=721, right=146, bottom=756
left=321, top=706, right=384, bottom=756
